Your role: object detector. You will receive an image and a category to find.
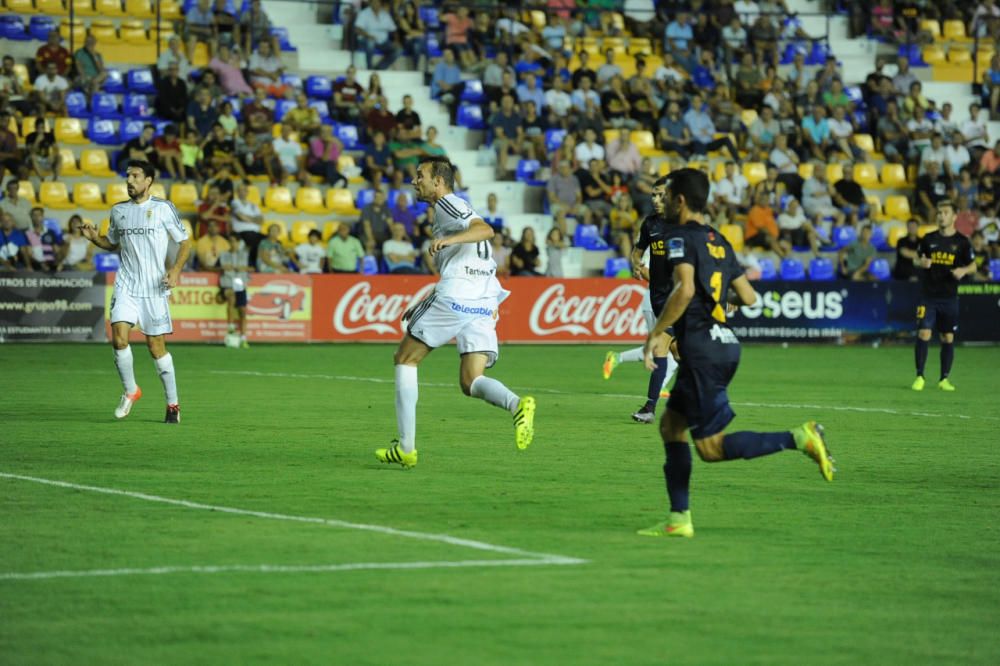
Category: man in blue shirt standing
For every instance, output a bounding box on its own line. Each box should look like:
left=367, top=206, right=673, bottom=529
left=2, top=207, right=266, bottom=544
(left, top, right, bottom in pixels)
left=432, top=48, right=464, bottom=123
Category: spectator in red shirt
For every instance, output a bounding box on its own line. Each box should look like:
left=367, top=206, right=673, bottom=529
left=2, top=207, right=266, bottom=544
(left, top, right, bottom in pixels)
left=365, top=96, right=397, bottom=139
left=197, top=184, right=231, bottom=237
left=153, top=124, right=184, bottom=181
left=332, top=65, right=364, bottom=123
left=442, top=6, right=476, bottom=70
left=35, top=32, right=71, bottom=76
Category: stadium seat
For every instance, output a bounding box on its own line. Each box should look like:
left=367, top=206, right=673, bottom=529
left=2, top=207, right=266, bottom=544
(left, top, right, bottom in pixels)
left=743, top=162, right=767, bottom=186
left=294, top=187, right=327, bottom=214
left=28, top=17, right=57, bottom=42
left=884, top=195, right=911, bottom=220
left=59, top=147, right=81, bottom=175
left=65, top=91, right=88, bottom=118
left=920, top=19, right=941, bottom=39
left=659, top=162, right=671, bottom=176
left=825, top=163, right=844, bottom=183
left=96, top=0, right=126, bottom=16
left=833, top=225, right=858, bottom=248
left=604, top=256, right=630, bottom=278
left=355, top=188, right=375, bottom=210
left=719, top=224, right=744, bottom=252
left=780, top=258, right=805, bottom=280
left=106, top=182, right=128, bottom=204
left=628, top=38, right=652, bottom=55
left=0, top=18, right=27, bottom=40
left=335, top=124, right=360, bottom=150
left=80, top=149, right=115, bottom=177
left=573, top=224, right=608, bottom=250
left=17, top=180, right=37, bottom=204
left=273, top=99, right=295, bottom=122
left=712, top=162, right=726, bottom=182
left=280, top=73, right=301, bottom=90
left=264, top=187, right=297, bottom=213
left=758, top=257, right=777, bottom=280
left=360, top=255, right=378, bottom=275
left=126, top=68, right=156, bottom=93
left=853, top=163, right=879, bottom=189
left=270, top=26, right=295, bottom=51
left=58, top=22, right=85, bottom=44
left=456, top=103, right=485, bottom=130
left=6, top=0, right=35, bottom=13
left=94, top=252, right=120, bottom=272
left=71, top=182, right=103, bottom=210
left=243, top=184, right=263, bottom=207
left=290, top=220, right=318, bottom=245
left=917, top=224, right=937, bottom=238
left=948, top=48, right=972, bottom=65
left=305, top=75, right=332, bottom=99
left=149, top=183, right=166, bottom=199
left=631, top=130, right=661, bottom=157
left=308, top=100, right=330, bottom=123
left=261, top=220, right=289, bottom=243
left=123, top=93, right=152, bottom=118
left=808, top=257, right=836, bottom=280
left=425, top=34, right=442, bottom=59
left=121, top=25, right=150, bottom=44
left=866, top=195, right=884, bottom=220
left=545, top=129, right=567, bottom=153
left=868, top=258, right=891, bottom=281
left=89, top=22, right=116, bottom=43
left=88, top=119, right=118, bottom=145
left=37, top=182, right=72, bottom=209
left=460, top=79, right=485, bottom=103
left=321, top=221, right=340, bottom=240
left=870, top=224, right=890, bottom=251
left=119, top=117, right=144, bottom=143
left=91, top=92, right=120, bottom=119
left=418, top=5, right=439, bottom=29
left=70, top=0, right=97, bottom=15
left=515, top=159, right=543, bottom=186
left=103, top=68, right=125, bottom=93
left=881, top=164, right=906, bottom=188
left=169, top=183, right=198, bottom=212
left=922, top=44, right=945, bottom=64
left=989, top=258, right=1000, bottom=281
left=797, top=162, right=814, bottom=179
left=887, top=225, right=908, bottom=248
left=326, top=188, right=358, bottom=215
left=942, top=19, right=969, bottom=42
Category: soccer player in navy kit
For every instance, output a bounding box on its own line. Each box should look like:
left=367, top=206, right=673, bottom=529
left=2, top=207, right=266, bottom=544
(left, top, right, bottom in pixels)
left=637, top=169, right=835, bottom=539
left=911, top=199, right=976, bottom=392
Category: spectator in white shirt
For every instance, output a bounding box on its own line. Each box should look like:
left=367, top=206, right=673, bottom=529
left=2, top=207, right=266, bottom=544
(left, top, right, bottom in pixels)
left=713, top=161, right=750, bottom=216
left=354, top=0, right=399, bottom=70
left=31, top=62, right=68, bottom=116
left=920, top=133, right=949, bottom=175
left=769, top=133, right=800, bottom=174
left=945, top=130, right=972, bottom=175
left=962, top=103, right=990, bottom=156
left=247, top=40, right=287, bottom=97
left=544, top=77, right=573, bottom=119
left=828, top=106, right=863, bottom=161
left=295, top=229, right=326, bottom=273
left=733, top=0, right=761, bottom=24
left=272, top=124, right=306, bottom=184
left=570, top=75, right=601, bottom=112
left=574, top=128, right=605, bottom=166
left=934, top=101, right=959, bottom=137
left=382, top=223, right=419, bottom=273
left=595, top=49, right=623, bottom=91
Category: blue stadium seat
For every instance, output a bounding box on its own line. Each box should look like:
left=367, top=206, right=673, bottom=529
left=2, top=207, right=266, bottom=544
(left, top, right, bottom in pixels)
left=103, top=68, right=125, bottom=93
left=43, top=218, right=63, bottom=237
left=119, top=118, right=144, bottom=143
left=456, top=103, right=485, bottom=130
left=126, top=68, right=156, bottom=94
left=833, top=225, right=858, bottom=249
left=869, top=258, right=891, bottom=281
left=808, top=257, right=835, bottom=281
left=273, top=99, right=296, bottom=122
left=94, top=253, right=120, bottom=272
left=91, top=93, right=120, bottom=119
left=604, top=256, right=630, bottom=278
left=280, top=73, right=302, bottom=89
left=89, top=119, right=117, bottom=145
left=335, top=124, right=360, bottom=149
left=309, top=100, right=331, bottom=123
left=845, top=85, right=865, bottom=108
left=66, top=91, right=89, bottom=118
left=780, top=258, right=806, bottom=280
left=153, top=119, right=174, bottom=136
left=222, top=96, right=242, bottom=119
left=573, top=224, right=608, bottom=250
left=460, top=79, right=485, bottom=103
left=515, top=159, right=544, bottom=186
left=270, top=26, right=296, bottom=51
left=780, top=41, right=808, bottom=65
left=806, top=41, right=834, bottom=66
left=426, top=34, right=443, bottom=58
left=0, top=17, right=27, bottom=41
left=899, top=43, right=927, bottom=68
left=870, top=224, right=890, bottom=251
left=360, top=255, right=378, bottom=275
left=545, top=129, right=567, bottom=153
left=123, top=93, right=152, bottom=118
left=305, top=75, right=332, bottom=99
left=990, top=258, right=1000, bottom=281
left=419, top=5, right=440, bottom=28
left=758, top=257, right=777, bottom=280
left=355, top=188, right=375, bottom=210
left=28, top=16, right=56, bottom=42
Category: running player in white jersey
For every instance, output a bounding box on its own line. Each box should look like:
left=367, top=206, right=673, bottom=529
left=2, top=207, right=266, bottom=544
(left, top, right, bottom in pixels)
left=80, top=160, right=191, bottom=423
left=375, top=157, right=535, bottom=468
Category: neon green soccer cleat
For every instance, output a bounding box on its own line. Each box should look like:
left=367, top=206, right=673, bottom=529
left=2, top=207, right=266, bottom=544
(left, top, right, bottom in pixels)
left=938, top=378, right=956, bottom=391
left=514, top=396, right=536, bottom=450
left=912, top=376, right=925, bottom=391
left=637, top=511, right=694, bottom=538
left=602, top=351, right=619, bottom=380
left=794, top=421, right=835, bottom=482
left=375, top=441, right=418, bottom=469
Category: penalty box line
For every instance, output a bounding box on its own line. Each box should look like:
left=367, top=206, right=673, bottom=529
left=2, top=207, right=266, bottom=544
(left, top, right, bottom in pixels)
left=0, top=472, right=586, bottom=581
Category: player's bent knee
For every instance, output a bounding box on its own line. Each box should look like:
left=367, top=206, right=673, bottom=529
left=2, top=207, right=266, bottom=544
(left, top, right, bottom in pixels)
left=694, top=437, right=725, bottom=462
left=940, top=333, right=954, bottom=343
left=918, top=329, right=933, bottom=341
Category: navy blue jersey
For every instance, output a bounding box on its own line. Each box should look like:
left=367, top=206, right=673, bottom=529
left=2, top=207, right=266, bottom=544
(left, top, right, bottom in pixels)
left=634, top=213, right=678, bottom=313
left=666, top=222, right=744, bottom=363
left=918, top=230, right=974, bottom=299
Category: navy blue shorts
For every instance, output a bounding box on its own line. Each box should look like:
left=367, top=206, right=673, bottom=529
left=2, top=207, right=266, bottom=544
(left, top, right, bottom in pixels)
left=234, top=289, right=247, bottom=308
left=917, top=297, right=958, bottom=334
left=666, top=360, right=738, bottom=439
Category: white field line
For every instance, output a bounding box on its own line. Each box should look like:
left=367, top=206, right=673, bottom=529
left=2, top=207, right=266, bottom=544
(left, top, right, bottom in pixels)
left=0, top=558, right=577, bottom=582
left=0, top=472, right=586, bottom=582
left=209, top=370, right=1000, bottom=423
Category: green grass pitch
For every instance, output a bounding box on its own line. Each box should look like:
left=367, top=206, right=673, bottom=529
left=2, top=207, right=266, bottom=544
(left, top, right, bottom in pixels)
left=2, top=342, right=999, bottom=665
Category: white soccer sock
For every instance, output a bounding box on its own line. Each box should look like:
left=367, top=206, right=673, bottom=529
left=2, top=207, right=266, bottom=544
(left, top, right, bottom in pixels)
left=113, top=346, right=138, bottom=394
left=469, top=375, right=520, bottom=414
left=154, top=353, right=179, bottom=405
left=619, top=347, right=645, bottom=363
left=395, top=364, right=418, bottom=453
left=662, top=354, right=679, bottom=392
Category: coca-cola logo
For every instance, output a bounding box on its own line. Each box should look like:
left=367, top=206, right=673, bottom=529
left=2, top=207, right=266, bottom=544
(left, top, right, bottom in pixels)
left=332, top=281, right=436, bottom=335
left=529, top=283, right=646, bottom=336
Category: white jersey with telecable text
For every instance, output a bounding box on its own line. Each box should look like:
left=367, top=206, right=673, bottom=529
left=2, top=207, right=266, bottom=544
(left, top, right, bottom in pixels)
left=432, top=193, right=505, bottom=302
left=107, top=196, right=189, bottom=297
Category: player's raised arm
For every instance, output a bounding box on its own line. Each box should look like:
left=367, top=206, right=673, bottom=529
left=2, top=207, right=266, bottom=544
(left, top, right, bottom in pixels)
left=429, top=218, right=493, bottom=255
left=79, top=220, right=119, bottom=252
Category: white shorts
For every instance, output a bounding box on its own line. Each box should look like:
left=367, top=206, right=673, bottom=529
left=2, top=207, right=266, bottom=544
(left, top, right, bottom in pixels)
left=110, top=290, right=173, bottom=336
left=406, top=294, right=500, bottom=367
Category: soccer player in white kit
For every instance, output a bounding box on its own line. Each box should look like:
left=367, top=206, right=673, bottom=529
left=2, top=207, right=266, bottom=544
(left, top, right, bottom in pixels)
left=375, top=157, right=536, bottom=468
left=80, top=160, right=191, bottom=423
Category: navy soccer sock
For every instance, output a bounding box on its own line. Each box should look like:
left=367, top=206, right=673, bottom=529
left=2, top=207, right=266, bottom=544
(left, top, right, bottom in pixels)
left=644, top=357, right=668, bottom=411
left=663, top=441, right=691, bottom=512
left=915, top=338, right=929, bottom=376
left=940, top=342, right=954, bottom=380
left=722, top=431, right=796, bottom=460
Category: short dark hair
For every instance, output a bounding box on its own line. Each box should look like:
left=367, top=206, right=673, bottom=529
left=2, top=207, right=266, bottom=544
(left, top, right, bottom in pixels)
left=653, top=175, right=670, bottom=188
left=126, top=160, right=156, bottom=181
left=419, top=156, right=456, bottom=190
left=666, top=168, right=710, bottom=214
left=31, top=206, right=43, bottom=216
left=308, top=229, right=321, bottom=240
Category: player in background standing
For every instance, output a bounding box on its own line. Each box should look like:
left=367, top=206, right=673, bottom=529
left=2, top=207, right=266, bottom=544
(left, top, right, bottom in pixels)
left=80, top=160, right=191, bottom=423
left=638, top=168, right=834, bottom=539
left=602, top=177, right=680, bottom=423
left=220, top=228, right=251, bottom=348
left=376, top=157, right=535, bottom=468
left=911, top=199, right=976, bottom=392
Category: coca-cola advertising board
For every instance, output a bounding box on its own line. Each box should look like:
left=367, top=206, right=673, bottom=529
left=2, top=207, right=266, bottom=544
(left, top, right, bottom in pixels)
left=311, top=276, right=650, bottom=343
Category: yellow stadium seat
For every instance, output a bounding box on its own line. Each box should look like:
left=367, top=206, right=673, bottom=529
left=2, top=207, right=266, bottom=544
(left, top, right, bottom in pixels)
left=264, top=187, right=297, bottom=213
left=294, top=187, right=327, bottom=214
left=922, top=45, right=946, bottom=64
left=105, top=182, right=128, bottom=204
left=826, top=163, right=844, bottom=183
left=798, top=162, right=815, bottom=179
left=918, top=224, right=937, bottom=238
left=321, top=221, right=341, bottom=240
left=98, top=218, right=110, bottom=237
left=942, top=19, right=969, bottom=41
left=658, top=161, right=672, bottom=176
left=191, top=41, right=209, bottom=67
left=36, top=0, right=67, bottom=14
left=866, top=195, right=884, bottom=220
left=55, top=117, right=87, bottom=144
left=887, top=225, right=908, bottom=248
left=181, top=218, right=194, bottom=239
left=290, top=220, right=318, bottom=245
left=121, top=26, right=149, bottom=44
left=261, top=220, right=289, bottom=243
left=326, top=188, right=358, bottom=215
left=920, top=19, right=940, bottom=38
left=58, top=147, right=80, bottom=175
left=628, top=38, right=652, bottom=55
left=70, top=0, right=97, bottom=15
left=602, top=37, right=626, bottom=56
left=853, top=134, right=876, bottom=154
left=80, top=149, right=115, bottom=177
left=853, top=163, right=879, bottom=188
left=169, top=183, right=198, bottom=213
left=42, top=182, right=77, bottom=208
left=743, top=162, right=767, bottom=186
left=719, top=223, right=744, bottom=252
left=880, top=164, right=907, bottom=188
left=528, top=9, right=546, bottom=30
left=5, top=0, right=35, bottom=13
left=95, top=0, right=124, bottom=15
left=71, top=182, right=103, bottom=210
left=58, top=22, right=86, bottom=43
left=17, top=180, right=37, bottom=204
left=884, top=195, right=911, bottom=221
left=124, top=0, right=153, bottom=18
left=712, top=162, right=726, bottom=182
left=740, top=108, right=758, bottom=128
left=631, top=130, right=661, bottom=156
left=245, top=185, right=263, bottom=207
left=948, top=48, right=971, bottom=65
left=603, top=129, right=621, bottom=145
left=149, top=183, right=166, bottom=199
left=608, top=12, right=625, bottom=32
left=16, top=116, right=36, bottom=137
left=12, top=63, right=29, bottom=91
left=159, top=0, right=181, bottom=19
